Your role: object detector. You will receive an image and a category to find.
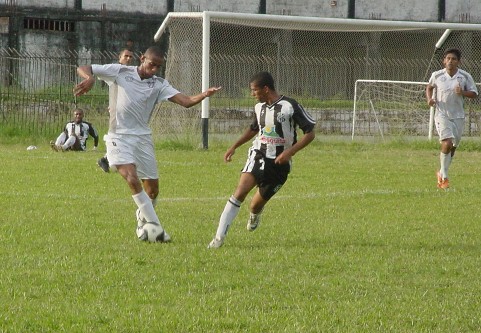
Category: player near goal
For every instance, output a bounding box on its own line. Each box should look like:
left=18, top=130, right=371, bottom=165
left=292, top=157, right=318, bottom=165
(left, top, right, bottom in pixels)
left=74, top=45, right=221, bottom=242
left=208, top=71, right=316, bottom=249
left=426, top=48, right=478, bottom=190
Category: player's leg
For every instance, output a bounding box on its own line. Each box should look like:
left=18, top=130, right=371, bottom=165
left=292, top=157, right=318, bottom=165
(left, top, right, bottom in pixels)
left=51, top=132, right=66, bottom=151
left=208, top=173, right=257, bottom=248
left=246, top=160, right=289, bottom=231
left=97, top=134, right=110, bottom=172
left=60, top=135, right=77, bottom=151
left=208, top=148, right=261, bottom=248
left=435, top=117, right=453, bottom=188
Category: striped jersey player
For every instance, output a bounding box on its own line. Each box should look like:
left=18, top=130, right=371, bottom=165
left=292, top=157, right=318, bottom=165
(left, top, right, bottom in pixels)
left=208, top=71, right=316, bottom=249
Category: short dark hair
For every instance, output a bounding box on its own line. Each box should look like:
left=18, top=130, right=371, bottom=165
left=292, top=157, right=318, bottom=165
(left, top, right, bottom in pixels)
left=444, top=48, right=461, bottom=60
left=250, top=71, right=275, bottom=90
left=144, top=45, right=164, bottom=59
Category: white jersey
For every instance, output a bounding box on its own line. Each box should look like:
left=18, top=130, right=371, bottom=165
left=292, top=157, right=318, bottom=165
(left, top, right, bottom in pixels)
left=92, top=64, right=180, bottom=135
left=428, top=68, right=478, bottom=119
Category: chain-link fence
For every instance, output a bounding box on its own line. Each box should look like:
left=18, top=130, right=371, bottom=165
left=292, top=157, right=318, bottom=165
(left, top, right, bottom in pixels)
left=0, top=48, right=139, bottom=137
left=2, top=19, right=481, bottom=142
left=161, top=15, right=481, bottom=141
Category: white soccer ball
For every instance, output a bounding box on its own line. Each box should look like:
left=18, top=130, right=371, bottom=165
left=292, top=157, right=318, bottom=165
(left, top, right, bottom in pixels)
left=138, top=222, right=165, bottom=243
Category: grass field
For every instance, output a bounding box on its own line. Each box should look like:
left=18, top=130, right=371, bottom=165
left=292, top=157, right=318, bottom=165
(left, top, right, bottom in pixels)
left=2, top=138, right=481, bottom=332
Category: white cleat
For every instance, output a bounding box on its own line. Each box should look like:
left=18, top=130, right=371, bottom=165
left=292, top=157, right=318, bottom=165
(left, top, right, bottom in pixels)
left=246, top=214, right=261, bottom=231
left=136, top=208, right=146, bottom=228
left=207, top=237, right=224, bottom=249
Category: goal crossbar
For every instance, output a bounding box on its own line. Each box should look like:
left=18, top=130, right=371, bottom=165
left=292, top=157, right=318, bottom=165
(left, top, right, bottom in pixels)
left=153, top=12, right=481, bottom=148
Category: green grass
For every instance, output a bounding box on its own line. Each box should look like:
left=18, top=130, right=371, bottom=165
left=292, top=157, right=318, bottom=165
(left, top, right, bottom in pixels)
left=2, top=138, right=481, bottom=332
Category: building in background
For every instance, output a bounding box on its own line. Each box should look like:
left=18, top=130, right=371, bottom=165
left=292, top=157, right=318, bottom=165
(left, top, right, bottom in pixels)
left=0, top=0, right=479, bottom=55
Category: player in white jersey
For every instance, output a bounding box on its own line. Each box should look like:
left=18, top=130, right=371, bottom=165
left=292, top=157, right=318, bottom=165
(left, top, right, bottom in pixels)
left=426, top=48, right=478, bottom=190
left=97, top=48, right=135, bottom=173
left=208, top=71, right=316, bottom=249
left=74, top=46, right=221, bottom=242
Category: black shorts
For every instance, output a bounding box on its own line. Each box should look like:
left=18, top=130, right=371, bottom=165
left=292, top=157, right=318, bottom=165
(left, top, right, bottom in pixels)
left=241, top=148, right=290, bottom=200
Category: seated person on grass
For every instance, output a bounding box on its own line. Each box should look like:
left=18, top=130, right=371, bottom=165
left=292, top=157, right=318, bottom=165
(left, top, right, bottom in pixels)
left=50, top=108, right=99, bottom=152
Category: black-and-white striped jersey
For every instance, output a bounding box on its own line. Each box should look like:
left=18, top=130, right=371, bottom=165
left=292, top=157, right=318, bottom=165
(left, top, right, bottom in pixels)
left=62, top=121, right=99, bottom=150
left=250, top=95, right=315, bottom=159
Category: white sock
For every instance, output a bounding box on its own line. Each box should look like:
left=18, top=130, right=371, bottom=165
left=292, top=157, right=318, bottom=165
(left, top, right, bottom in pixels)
left=440, top=152, right=451, bottom=179
left=132, top=191, right=162, bottom=230
left=215, top=196, right=242, bottom=240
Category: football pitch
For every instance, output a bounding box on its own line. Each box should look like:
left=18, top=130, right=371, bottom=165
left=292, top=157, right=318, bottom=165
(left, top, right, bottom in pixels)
left=1, top=139, right=481, bottom=332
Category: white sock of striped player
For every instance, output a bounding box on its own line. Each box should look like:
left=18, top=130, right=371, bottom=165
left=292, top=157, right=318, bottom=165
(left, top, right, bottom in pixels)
left=440, top=152, right=452, bottom=179
left=132, top=191, right=163, bottom=230
left=215, top=195, right=242, bottom=240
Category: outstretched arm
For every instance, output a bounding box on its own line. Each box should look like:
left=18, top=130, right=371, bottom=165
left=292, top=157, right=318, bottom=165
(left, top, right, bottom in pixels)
left=169, top=86, right=222, bottom=108
left=73, top=65, right=95, bottom=97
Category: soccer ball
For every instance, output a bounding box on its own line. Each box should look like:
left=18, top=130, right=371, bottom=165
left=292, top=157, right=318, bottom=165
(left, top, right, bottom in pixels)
left=138, top=222, right=165, bottom=243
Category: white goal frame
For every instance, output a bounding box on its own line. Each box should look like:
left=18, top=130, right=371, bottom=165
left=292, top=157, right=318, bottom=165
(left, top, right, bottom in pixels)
left=154, top=12, right=481, bottom=148
left=352, top=79, right=431, bottom=140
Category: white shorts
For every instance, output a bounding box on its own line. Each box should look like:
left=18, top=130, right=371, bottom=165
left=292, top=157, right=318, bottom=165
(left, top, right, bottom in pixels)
left=434, top=116, right=464, bottom=147
left=105, top=133, right=158, bottom=179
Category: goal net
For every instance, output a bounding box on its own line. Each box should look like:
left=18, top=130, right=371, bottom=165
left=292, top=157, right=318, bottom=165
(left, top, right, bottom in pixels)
left=352, top=80, right=481, bottom=140
left=153, top=12, right=481, bottom=146
left=352, top=80, right=429, bottom=140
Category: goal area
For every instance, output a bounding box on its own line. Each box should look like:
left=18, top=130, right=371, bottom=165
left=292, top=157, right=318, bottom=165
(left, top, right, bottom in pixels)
left=352, top=80, right=429, bottom=140
left=153, top=12, right=481, bottom=146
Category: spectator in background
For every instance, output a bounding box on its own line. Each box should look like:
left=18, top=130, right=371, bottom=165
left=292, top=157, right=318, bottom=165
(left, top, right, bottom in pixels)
left=50, top=108, right=99, bottom=152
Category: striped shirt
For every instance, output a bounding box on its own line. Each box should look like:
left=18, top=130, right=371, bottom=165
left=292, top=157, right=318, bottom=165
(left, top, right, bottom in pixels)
left=250, top=95, right=315, bottom=159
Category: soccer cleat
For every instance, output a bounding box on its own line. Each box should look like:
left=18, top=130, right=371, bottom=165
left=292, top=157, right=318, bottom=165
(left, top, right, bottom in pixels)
left=207, top=237, right=224, bottom=249
left=97, top=157, right=110, bottom=173
left=436, top=171, right=449, bottom=189
left=136, top=208, right=146, bottom=228
left=438, top=178, right=449, bottom=190
left=50, top=141, right=63, bottom=152
left=246, top=214, right=261, bottom=231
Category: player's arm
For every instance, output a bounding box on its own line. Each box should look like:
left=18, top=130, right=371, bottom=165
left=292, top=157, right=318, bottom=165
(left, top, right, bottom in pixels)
left=426, top=84, right=435, bottom=106
left=169, top=86, right=222, bottom=108
left=224, top=127, right=257, bottom=163
left=87, top=122, right=100, bottom=148
left=74, top=65, right=95, bottom=97
left=275, top=130, right=315, bottom=165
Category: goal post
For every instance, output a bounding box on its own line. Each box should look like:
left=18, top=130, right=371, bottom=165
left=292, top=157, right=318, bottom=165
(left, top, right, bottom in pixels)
left=352, top=80, right=481, bottom=141
left=352, top=80, right=431, bottom=140
left=153, top=12, right=481, bottom=147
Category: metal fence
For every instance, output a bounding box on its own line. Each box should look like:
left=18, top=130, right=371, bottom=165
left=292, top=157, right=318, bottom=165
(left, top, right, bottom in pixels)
left=2, top=41, right=481, bottom=142
left=0, top=48, right=130, bottom=138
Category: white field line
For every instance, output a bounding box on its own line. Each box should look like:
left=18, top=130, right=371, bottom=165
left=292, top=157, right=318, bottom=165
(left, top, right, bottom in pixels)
left=0, top=188, right=438, bottom=203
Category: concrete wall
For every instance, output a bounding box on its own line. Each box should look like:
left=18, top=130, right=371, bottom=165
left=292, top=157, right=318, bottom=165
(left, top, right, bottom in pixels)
left=266, top=0, right=348, bottom=18
left=11, top=0, right=74, bottom=6
left=446, top=1, right=481, bottom=23
left=3, top=1, right=481, bottom=23
left=173, top=0, right=260, bottom=14
left=82, top=0, right=168, bottom=15
left=354, top=0, right=439, bottom=21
